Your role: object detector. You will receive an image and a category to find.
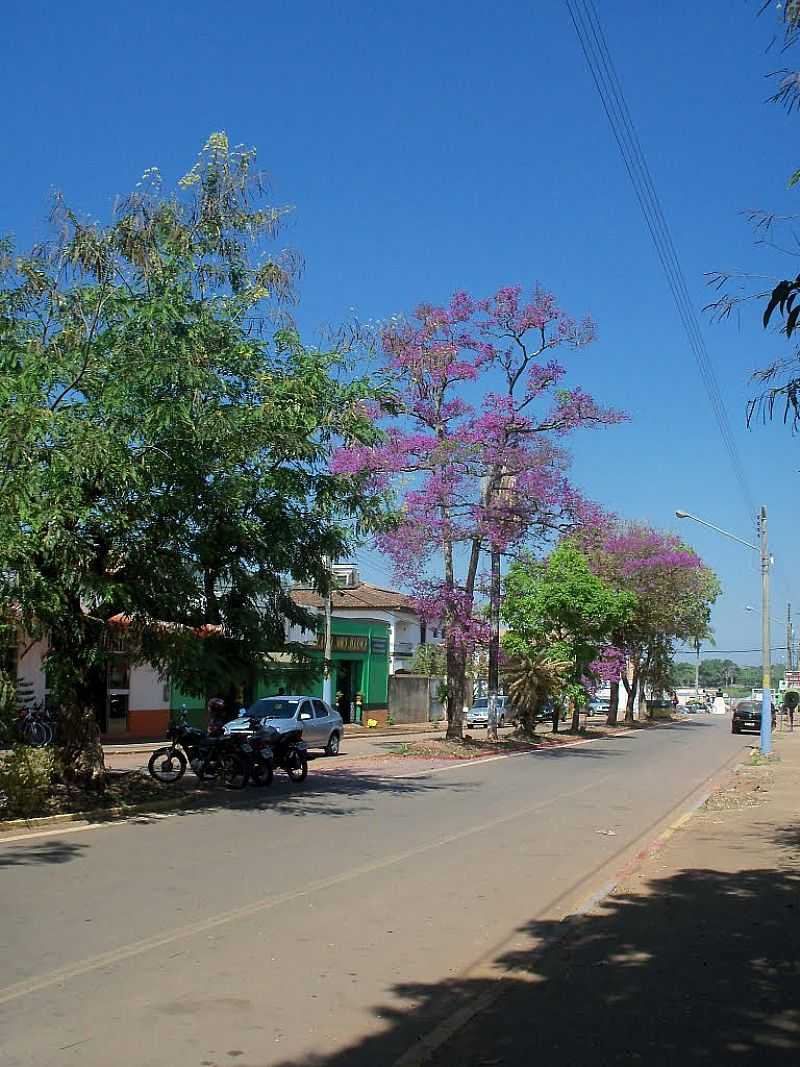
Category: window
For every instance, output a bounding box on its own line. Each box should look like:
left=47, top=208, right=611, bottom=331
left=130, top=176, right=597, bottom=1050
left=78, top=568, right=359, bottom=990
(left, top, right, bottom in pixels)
left=298, top=701, right=313, bottom=721
left=1, top=641, right=16, bottom=678
left=248, top=697, right=299, bottom=719
left=313, top=700, right=329, bottom=718
left=108, top=656, right=130, bottom=690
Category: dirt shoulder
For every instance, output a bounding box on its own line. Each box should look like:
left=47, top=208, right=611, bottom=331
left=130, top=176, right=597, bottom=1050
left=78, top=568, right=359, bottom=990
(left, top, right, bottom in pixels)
left=429, top=730, right=800, bottom=1066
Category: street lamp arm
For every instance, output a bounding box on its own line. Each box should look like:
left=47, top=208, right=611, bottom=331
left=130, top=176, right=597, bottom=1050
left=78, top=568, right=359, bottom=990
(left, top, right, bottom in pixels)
left=675, top=510, right=757, bottom=551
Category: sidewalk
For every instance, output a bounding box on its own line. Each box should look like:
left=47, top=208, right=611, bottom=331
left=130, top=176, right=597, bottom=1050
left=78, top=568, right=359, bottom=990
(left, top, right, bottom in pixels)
left=102, top=720, right=446, bottom=754
left=425, top=730, right=800, bottom=1066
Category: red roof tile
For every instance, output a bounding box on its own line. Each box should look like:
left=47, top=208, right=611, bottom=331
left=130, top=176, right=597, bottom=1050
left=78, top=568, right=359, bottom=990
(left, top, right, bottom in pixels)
left=291, top=582, right=417, bottom=613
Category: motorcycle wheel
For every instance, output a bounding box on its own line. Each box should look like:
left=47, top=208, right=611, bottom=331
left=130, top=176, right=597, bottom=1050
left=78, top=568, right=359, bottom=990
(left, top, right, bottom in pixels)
left=286, top=751, right=308, bottom=783
left=198, top=755, right=223, bottom=782
left=148, top=747, right=187, bottom=783
left=249, top=760, right=274, bottom=787
left=23, top=720, right=48, bottom=747
left=221, top=753, right=248, bottom=789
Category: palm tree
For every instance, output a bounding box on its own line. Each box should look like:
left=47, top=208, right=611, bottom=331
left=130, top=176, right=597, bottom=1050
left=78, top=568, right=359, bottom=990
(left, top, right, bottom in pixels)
left=502, top=651, right=570, bottom=736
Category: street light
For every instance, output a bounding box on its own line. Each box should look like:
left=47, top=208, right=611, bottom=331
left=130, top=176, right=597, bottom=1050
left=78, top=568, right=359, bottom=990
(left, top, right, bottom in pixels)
left=675, top=507, right=772, bottom=754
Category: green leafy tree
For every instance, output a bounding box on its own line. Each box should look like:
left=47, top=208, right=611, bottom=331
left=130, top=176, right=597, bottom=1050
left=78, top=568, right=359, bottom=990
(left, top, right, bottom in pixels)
left=410, top=643, right=447, bottom=677
left=670, top=660, right=697, bottom=689
left=579, top=523, right=719, bottom=724
left=502, top=542, right=636, bottom=733
left=0, top=134, right=387, bottom=789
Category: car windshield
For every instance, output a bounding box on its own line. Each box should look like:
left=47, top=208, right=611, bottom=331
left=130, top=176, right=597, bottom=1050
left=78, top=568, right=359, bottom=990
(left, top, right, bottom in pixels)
left=736, top=703, right=758, bottom=713
left=471, top=699, right=488, bottom=710
left=248, top=698, right=300, bottom=719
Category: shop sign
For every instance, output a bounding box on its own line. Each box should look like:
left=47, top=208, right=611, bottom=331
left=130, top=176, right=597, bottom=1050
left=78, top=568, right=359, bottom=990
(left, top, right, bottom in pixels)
left=332, top=634, right=368, bottom=653
left=310, top=633, right=370, bottom=653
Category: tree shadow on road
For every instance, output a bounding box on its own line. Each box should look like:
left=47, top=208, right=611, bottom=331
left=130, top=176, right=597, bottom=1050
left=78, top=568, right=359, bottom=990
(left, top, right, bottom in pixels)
left=268, top=859, right=800, bottom=1066
left=130, top=767, right=479, bottom=824
left=0, top=839, right=88, bottom=867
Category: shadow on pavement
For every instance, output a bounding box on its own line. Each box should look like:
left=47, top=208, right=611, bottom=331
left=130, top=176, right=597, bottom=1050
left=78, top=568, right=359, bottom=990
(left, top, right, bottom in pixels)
left=0, top=839, right=88, bottom=867
left=130, top=768, right=478, bottom=824
left=268, top=860, right=800, bottom=1066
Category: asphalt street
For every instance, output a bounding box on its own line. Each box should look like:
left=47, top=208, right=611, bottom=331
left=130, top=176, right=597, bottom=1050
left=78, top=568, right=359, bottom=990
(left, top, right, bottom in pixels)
left=0, top=716, right=748, bottom=1067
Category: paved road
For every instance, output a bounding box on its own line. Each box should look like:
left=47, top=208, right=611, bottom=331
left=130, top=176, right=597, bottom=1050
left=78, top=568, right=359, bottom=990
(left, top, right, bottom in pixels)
left=0, top=717, right=747, bottom=1067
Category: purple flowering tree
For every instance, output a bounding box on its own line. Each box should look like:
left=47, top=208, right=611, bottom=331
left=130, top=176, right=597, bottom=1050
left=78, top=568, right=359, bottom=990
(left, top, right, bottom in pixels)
left=333, top=286, right=625, bottom=738
left=580, top=522, right=720, bottom=725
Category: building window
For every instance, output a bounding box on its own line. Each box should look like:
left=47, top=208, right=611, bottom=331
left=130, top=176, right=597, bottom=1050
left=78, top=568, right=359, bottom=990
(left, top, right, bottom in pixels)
left=107, top=654, right=131, bottom=732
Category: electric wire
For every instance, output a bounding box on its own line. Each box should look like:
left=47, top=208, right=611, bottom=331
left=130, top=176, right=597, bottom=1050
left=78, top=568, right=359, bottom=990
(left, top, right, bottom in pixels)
left=565, top=0, right=757, bottom=521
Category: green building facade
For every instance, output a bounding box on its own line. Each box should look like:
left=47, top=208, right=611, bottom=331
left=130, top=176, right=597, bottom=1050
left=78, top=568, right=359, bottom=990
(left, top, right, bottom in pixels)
left=171, top=615, right=390, bottom=727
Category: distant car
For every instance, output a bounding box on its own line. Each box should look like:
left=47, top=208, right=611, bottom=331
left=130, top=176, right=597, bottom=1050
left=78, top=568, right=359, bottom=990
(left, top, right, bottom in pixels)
left=684, top=700, right=705, bottom=714
left=224, top=695, right=343, bottom=755
left=588, top=697, right=609, bottom=716
left=466, top=696, right=511, bottom=729
left=731, top=700, right=776, bottom=735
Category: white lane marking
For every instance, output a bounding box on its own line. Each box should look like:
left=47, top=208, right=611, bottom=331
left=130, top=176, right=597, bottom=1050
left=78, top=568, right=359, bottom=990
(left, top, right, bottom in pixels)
left=0, top=810, right=182, bottom=846
left=0, top=772, right=614, bottom=1006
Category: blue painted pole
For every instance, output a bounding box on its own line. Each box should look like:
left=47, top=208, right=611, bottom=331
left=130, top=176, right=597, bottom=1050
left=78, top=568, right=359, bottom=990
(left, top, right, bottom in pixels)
left=759, top=506, right=772, bottom=755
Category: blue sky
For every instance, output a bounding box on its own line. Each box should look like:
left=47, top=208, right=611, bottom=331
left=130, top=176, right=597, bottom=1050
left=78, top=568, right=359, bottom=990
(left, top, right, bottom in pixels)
left=3, top=0, right=798, bottom=664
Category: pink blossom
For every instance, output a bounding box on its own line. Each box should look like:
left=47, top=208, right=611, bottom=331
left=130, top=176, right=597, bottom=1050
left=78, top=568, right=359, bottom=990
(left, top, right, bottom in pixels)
left=329, top=284, right=625, bottom=697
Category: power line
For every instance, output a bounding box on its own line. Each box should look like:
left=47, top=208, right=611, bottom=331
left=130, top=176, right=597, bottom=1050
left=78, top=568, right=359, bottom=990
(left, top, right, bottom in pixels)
left=565, top=0, right=757, bottom=523
left=674, top=647, right=787, bottom=656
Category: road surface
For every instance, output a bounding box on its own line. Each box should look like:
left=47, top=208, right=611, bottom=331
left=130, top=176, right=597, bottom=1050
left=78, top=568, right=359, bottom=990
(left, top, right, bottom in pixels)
left=0, top=716, right=747, bottom=1067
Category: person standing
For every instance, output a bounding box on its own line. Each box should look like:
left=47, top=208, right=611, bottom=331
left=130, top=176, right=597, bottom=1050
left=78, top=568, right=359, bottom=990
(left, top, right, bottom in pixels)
left=206, top=696, right=228, bottom=736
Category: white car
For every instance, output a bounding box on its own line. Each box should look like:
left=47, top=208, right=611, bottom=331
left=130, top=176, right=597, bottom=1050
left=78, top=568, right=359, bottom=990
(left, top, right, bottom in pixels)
left=224, top=695, right=344, bottom=755
left=466, top=696, right=511, bottom=729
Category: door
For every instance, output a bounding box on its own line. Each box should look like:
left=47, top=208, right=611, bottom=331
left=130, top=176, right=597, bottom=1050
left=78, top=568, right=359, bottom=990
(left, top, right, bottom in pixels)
left=313, top=699, right=335, bottom=745
left=296, top=699, right=317, bottom=743
left=106, top=655, right=130, bottom=736
left=335, top=662, right=352, bottom=723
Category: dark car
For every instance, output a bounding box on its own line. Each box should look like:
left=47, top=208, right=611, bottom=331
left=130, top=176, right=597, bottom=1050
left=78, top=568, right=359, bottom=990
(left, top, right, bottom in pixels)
left=731, top=700, right=776, bottom=735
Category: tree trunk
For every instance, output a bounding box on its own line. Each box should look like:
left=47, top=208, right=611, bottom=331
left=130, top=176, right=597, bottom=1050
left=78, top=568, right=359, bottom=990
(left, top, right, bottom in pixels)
left=638, top=683, right=648, bottom=720
left=445, top=641, right=467, bottom=740
left=551, top=704, right=560, bottom=733
left=624, top=668, right=638, bottom=725
left=55, top=698, right=106, bottom=791
left=50, top=620, right=108, bottom=791
left=569, top=696, right=581, bottom=733
left=606, top=680, right=620, bottom=726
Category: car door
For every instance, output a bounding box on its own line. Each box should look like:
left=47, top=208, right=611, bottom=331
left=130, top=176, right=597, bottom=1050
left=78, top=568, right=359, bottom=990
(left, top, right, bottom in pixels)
left=296, top=699, right=317, bottom=744
left=313, top=699, right=334, bottom=746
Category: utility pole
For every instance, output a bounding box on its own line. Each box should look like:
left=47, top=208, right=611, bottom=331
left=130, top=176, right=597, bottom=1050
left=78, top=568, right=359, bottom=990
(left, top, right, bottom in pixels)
left=487, top=544, right=501, bottom=740
left=694, top=640, right=700, bottom=699
left=483, top=470, right=513, bottom=742
left=760, top=506, right=772, bottom=755
left=322, top=558, right=333, bottom=706
left=787, top=603, right=793, bottom=674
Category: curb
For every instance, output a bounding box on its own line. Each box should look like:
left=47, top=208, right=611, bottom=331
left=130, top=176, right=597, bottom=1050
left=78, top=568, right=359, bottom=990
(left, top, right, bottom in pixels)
left=0, top=794, right=195, bottom=834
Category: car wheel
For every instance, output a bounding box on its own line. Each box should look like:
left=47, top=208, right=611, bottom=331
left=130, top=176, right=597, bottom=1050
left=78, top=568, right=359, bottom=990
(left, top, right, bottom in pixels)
left=731, top=724, right=740, bottom=734
left=325, top=731, right=341, bottom=756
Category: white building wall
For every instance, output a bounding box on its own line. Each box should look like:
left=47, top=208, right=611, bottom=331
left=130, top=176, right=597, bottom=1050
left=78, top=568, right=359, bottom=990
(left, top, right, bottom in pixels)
left=128, top=663, right=169, bottom=710
left=286, top=602, right=444, bottom=675
left=16, top=637, right=48, bottom=705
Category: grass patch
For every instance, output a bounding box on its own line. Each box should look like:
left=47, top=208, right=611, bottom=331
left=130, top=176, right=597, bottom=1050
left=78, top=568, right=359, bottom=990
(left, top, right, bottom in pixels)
left=0, top=768, right=192, bottom=822
left=389, top=730, right=612, bottom=760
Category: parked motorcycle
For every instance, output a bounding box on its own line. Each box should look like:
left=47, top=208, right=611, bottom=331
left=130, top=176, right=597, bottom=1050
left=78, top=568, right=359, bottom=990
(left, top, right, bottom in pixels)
left=148, top=714, right=249, bottom=789
left=256, top=724, right=308, bottom=783
left=239, top=723, right=275, bottom=787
